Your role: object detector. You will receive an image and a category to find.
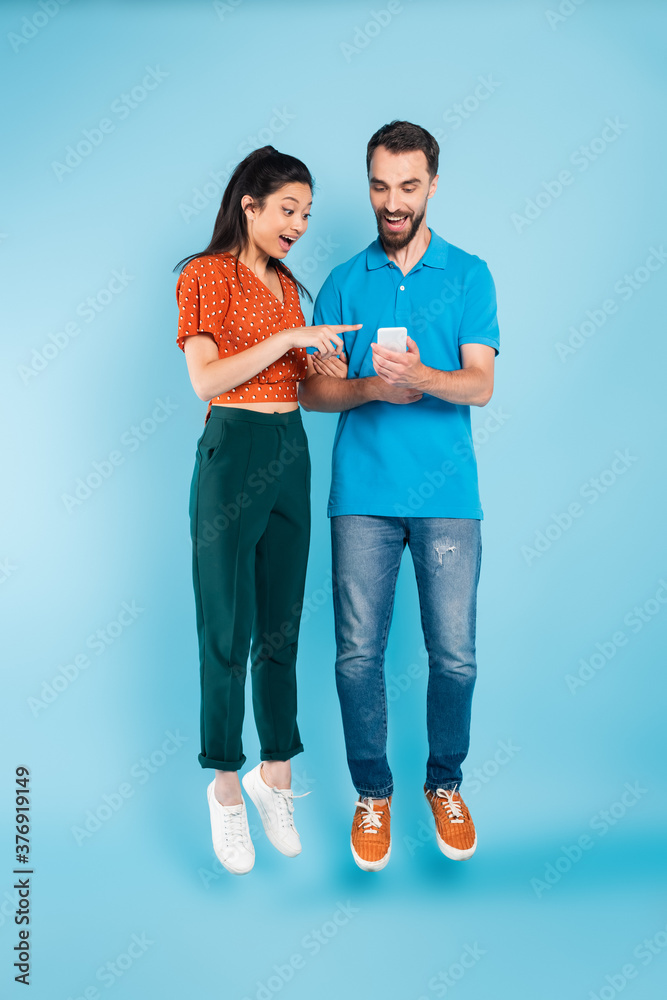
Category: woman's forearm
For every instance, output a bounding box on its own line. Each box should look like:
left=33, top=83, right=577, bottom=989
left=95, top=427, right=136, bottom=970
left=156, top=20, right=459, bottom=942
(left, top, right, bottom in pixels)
left=194, top=330, right=294, bottom=400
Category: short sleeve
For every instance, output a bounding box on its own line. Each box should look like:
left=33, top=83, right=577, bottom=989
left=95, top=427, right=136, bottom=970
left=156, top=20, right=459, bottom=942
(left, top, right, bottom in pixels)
left=458, top=259, right=500, bottom=356
left=309, top=271, right=342, bottom=354
left=175, top=259, right=229, bottom=352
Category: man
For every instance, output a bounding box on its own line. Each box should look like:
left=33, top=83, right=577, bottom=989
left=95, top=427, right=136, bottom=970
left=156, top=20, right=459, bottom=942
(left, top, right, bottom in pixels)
left=298, top=120, right=500, bottom=871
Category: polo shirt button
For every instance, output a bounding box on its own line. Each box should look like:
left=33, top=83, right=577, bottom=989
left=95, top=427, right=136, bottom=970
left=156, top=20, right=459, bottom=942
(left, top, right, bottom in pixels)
left=400, top=285, right=405, bottom=291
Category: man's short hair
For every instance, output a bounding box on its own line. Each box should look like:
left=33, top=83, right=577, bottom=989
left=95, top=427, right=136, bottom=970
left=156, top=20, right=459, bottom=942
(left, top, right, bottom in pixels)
left=366, top=120, right=439, bottom=180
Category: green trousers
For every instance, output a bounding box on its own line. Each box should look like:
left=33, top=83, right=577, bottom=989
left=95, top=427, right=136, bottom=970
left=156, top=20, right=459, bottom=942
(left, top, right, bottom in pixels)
left=188, top=406, right=311, bottom=770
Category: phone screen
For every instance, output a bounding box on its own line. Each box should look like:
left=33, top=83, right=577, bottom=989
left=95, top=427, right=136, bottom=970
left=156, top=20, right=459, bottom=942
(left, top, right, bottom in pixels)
left=377, top=327, right=407, bottom=351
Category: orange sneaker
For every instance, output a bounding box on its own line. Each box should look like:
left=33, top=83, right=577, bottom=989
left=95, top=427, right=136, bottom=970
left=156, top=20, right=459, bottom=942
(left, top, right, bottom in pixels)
left=350, top=796, right=392, bottom=871
left=424, top=785, right=477, bottom=860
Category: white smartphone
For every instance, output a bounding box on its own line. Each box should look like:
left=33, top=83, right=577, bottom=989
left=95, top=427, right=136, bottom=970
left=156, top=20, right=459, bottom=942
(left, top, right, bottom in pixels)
left=377, top=326, right=407, bottom=352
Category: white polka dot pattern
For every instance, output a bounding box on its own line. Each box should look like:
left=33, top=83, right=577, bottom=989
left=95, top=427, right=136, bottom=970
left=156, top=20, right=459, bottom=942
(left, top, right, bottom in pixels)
left=175, top=253, right=308, bottom=413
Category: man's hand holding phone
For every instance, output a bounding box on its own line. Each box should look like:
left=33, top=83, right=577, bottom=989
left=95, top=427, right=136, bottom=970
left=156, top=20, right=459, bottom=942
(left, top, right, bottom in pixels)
left=304, top=323, right=424, bottom=403
left=372, top=327, right=425, bottom=393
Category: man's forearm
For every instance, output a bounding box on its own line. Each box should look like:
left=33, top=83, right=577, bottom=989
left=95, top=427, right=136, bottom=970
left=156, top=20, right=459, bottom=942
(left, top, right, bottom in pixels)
left=298, top=373, right=380, bottom=412
left=417, top=365, right=492, bottom=406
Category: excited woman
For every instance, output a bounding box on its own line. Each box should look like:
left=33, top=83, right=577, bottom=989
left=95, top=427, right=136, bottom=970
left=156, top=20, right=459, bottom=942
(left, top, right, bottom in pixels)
left=174, top=145, right=358, bottom=874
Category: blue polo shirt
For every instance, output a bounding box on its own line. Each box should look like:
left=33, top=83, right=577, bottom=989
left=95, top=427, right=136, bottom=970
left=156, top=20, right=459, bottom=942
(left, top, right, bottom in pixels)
left=310, top=228, right=500, bottom=519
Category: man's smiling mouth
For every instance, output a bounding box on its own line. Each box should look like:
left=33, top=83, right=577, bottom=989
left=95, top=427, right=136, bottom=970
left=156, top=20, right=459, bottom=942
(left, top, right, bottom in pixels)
left=384, top=214, right=409, bottom=231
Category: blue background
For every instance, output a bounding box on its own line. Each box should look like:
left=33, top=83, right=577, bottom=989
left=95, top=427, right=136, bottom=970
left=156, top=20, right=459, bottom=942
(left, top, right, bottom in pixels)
left=2, top=1, right=666, bottom=998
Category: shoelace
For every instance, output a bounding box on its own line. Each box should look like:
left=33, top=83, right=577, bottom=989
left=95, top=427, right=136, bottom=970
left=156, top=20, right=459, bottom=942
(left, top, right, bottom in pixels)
left=270, top=786, right=311, bottom=831
left=354, top=799, right=388, bottom=834
left=222, top=806, right=249, bottom=847
left=434, top=786, right=464, bottom=824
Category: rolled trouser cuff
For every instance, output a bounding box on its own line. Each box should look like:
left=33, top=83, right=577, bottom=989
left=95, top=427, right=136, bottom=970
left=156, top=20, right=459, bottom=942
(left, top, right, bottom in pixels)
left=260, top=743, right=304, bottom=762
left=354, top=783, right=394, bottom=799
left=198, top=752, right=246, bottom=771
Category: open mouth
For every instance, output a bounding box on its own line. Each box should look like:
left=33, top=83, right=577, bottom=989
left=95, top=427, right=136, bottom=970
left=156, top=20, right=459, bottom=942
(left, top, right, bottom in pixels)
left=383, top=214, right=409, bottom=232
left=278, top=234, right=297, bottom=251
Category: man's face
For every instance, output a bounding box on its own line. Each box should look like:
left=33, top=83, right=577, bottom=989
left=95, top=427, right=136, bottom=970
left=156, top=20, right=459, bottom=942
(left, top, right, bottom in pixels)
left=368, top=146, right=438, bottom=250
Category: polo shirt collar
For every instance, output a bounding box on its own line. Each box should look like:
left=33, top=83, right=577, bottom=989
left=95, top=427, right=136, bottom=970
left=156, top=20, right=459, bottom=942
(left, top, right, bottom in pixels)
left=365, top=227, right=449, bottom=271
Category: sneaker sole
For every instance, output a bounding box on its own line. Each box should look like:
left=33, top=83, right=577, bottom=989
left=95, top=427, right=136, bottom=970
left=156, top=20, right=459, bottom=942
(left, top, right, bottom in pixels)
left=434, top=829, right=477, bottom=861
left=350, top=838, right=391, bottom=871
left=216, top=856, right=255, bottom=875
left=242, top=771, right=302, bottom=858
left=206, top=785, right=255, bottom=874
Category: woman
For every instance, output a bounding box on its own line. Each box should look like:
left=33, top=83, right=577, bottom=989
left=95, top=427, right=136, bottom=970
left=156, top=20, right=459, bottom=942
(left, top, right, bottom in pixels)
left=174, top=145, right=359, bottom=874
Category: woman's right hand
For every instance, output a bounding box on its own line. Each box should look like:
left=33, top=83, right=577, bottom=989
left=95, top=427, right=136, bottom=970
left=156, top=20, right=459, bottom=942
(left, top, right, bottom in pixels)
left=286, top=324, right=362, bottom=359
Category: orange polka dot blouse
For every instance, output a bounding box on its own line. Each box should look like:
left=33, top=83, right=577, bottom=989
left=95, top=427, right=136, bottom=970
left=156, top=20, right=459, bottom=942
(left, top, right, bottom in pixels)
left=176, top=252, right=308, bottom=422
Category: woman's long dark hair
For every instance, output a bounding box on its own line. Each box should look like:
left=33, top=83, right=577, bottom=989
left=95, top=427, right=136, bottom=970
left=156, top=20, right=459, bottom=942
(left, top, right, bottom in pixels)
left=174, top=145, right=313, bottom=302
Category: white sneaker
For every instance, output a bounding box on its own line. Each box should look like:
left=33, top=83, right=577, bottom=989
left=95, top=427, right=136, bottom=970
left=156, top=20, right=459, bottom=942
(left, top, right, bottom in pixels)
left=206, top=781, right=255, bottom=875
left=242, top=763, right=309, bottom=857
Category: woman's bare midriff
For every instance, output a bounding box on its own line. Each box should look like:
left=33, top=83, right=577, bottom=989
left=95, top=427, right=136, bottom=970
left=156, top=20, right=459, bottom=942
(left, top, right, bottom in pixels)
left=211, top=401, right=299, bottom=413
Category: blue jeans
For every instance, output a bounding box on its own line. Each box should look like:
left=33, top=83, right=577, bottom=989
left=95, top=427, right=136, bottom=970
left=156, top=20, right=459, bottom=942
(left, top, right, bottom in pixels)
left=331, top=515, right=482, bottom=798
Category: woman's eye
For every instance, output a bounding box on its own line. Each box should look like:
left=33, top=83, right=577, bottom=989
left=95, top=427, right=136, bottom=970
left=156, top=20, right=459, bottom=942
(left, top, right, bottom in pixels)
left=304, top=213, right=311, bottom=219
left=283, top=208, right=294, bottom=215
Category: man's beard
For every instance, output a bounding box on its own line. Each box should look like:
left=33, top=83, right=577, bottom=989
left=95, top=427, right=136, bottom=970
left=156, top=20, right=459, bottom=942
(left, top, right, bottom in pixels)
left=376, top=203, right=427, bottom=251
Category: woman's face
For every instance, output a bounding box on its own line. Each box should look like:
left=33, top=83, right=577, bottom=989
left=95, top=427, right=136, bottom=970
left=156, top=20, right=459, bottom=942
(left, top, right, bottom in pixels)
left=244, top=182, right=312, bottom=259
